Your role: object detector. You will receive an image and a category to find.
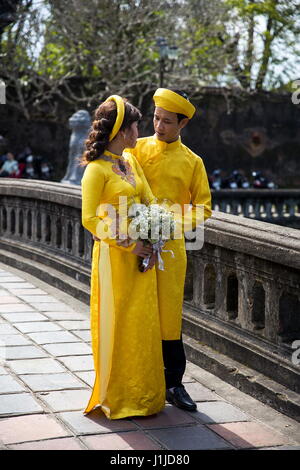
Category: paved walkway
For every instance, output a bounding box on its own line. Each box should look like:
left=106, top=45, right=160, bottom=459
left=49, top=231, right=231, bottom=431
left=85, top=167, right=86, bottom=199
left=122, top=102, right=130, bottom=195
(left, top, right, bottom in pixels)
left=0, top=262, right=299, bottom=451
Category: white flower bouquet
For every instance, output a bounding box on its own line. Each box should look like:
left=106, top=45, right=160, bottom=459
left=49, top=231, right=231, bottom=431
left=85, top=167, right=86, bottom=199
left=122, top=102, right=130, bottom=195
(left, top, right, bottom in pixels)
left=128, top=203, right=176, bottom=272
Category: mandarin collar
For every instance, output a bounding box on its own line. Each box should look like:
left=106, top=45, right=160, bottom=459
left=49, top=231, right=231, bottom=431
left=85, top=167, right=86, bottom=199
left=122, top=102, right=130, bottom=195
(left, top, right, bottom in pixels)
left=103, top=149, right=123, bottom=160
left=153, top=134, right=181, bottom=151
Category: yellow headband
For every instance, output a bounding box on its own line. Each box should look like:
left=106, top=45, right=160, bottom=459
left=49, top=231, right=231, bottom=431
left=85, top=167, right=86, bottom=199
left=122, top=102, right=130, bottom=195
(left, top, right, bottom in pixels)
left=153, top=88, right=195, bottom=119
left=104, top=95, right=125, bottom=141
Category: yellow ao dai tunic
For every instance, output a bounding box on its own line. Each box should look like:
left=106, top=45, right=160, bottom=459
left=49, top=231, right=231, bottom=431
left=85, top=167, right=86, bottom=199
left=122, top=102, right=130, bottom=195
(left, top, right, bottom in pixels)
left=130, top=136, right=212, bottom=340
left=81, top=149, right=165, bottom=419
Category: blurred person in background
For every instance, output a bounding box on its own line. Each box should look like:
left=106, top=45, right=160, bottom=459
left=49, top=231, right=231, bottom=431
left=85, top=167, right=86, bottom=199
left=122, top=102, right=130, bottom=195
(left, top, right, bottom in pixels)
left=24, top=155, right=38, bottom=179
left=40, top=160, right=53, bottom=180
left=0, top=152, right=18, bottom=177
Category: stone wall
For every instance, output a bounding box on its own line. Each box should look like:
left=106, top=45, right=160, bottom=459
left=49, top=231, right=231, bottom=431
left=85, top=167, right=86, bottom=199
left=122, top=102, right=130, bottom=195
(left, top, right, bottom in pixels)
left=1, top=88, right=300, bottom=186
left=182, top=88, right=300, bottom=188
left=0, top=110, right=71, bottom=182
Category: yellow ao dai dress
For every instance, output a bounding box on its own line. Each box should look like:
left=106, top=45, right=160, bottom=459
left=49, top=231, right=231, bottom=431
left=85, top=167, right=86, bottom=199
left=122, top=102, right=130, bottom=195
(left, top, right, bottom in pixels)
left=81, top=149, right=165, bottom=419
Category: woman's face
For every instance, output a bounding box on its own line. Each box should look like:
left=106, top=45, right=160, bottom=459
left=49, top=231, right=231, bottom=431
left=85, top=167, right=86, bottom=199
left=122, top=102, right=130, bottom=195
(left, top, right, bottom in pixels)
left=123, top=121, right=139, bottom=148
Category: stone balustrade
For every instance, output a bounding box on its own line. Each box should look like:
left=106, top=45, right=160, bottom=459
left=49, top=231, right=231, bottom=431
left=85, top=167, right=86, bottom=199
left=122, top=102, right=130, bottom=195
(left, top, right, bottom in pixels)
left=183, top=210, right=300, bottom=399
left=0, top=179, right=92, bottom=301
left=0, top=180, right=299, bottom=413
left=212, top=189, right=300, bottom=228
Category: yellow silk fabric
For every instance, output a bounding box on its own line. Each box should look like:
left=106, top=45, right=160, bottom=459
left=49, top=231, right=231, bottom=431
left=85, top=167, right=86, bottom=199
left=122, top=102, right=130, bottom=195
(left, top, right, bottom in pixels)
left=153, top=88, right=196, bottom=119
left=81, top=150, right=166, bottom=419
left=130, top=136, right=212, bottom=340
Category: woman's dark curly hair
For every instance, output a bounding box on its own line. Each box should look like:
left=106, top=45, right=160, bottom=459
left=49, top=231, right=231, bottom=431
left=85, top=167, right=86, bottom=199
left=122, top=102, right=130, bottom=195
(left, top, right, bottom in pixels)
left=80, top=98, right=142, bottom=166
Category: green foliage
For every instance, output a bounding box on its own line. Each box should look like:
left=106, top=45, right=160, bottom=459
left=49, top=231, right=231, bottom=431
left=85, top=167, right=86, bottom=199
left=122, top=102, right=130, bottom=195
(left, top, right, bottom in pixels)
left=0, top=0, right=299, bottom=119
left=178, top=0, right=300, bottom=91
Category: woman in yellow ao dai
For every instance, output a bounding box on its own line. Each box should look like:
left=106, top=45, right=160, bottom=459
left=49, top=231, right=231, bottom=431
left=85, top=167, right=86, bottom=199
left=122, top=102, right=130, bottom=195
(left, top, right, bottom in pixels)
left=81, top=96, right=165, bottom=419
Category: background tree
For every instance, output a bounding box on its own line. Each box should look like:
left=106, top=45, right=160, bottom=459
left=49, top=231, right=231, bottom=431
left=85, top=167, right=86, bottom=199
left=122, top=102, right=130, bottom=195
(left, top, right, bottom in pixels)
left=0, top=0, right=24, bottom=43
left=0, top=0, right=300, bottom=121
left=178, top=0, right=300, bottom=91
left=0, top=0, right=179, bottom=119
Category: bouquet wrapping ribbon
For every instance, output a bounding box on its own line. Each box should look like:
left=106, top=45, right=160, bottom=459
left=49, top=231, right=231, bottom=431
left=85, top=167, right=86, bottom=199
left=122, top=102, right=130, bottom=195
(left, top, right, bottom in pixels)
left=141, top=240, right=175, bottom=271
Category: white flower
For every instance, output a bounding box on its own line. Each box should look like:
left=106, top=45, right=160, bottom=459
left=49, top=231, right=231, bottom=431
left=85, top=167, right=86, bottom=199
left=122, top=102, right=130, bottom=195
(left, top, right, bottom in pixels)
left=128, top=202, right=175, bottom=244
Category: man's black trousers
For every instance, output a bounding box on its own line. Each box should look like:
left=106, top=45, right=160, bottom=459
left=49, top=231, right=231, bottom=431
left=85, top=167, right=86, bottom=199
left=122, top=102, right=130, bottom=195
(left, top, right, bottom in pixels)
left=162, top=336, right=186, bottom=389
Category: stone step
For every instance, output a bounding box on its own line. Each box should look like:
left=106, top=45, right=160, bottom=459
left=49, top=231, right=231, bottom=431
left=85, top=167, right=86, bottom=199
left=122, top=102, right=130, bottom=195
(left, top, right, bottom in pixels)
left=0, top=248, right=89, bottom=305
left=183, top=333, right=300, bottom=422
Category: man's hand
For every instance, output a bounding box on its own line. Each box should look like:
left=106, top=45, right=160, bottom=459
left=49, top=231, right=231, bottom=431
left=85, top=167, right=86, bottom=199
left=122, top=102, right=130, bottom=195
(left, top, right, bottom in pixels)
left=132, top=240, right=152, bottom=258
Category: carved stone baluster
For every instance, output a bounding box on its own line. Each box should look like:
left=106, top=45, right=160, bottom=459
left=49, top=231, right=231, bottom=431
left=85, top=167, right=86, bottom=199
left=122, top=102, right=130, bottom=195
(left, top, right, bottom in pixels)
left=192, top=255, right=204, bottom=309
left=40, top=212, right=47, bottom=243
left=235, top=254, right=250, bottom=330
left=73, top=221, right=80, bottom=257
left=220, top=201, right=227, bottom=213
left=203, top=263, right=216, bottom=311
left=14, top=205, right=20, bottom=238
left=214, top=252, right=227, bottom=321
left=254, top=200, right=261, bottom=218
left=265, top=201, right=273, bottom=220
left=24, top=208, right=28, bottom=240
left=18, top=208, right=24, bottom=238
left=61, top=217, right=67, bottom=253
left=231, top=200, right=239, bottom=215
left=51, top=214, right=58, bottom=250
left=288, top=199, right=295, bottom=217
left=64, top=219, right=71, bottom=253
left=55, top=216, right=62, bottom=250
left=264, top=282, right=278, bottom=343
left=83, top=229, right=93, bottom=262
left=67, top=221, right=73, bottom=252
left=277, top=201, right=284, bottom=218
left=6, top=207, right=12, bottom=235
left=32, top=205, right=40, bottom=243
left=243, top=201, right=250, bottom=217
left=78, top=224, right=85, bottom=258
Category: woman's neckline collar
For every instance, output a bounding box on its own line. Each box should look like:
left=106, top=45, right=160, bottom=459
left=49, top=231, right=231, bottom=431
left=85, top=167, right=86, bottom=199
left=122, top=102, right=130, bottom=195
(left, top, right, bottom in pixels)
left=103, top=149, right=123, bottom=159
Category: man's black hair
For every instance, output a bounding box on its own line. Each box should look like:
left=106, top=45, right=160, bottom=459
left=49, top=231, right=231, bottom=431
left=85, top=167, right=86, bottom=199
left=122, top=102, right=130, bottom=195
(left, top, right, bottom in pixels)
left=171, top=89, right=190, bottom=122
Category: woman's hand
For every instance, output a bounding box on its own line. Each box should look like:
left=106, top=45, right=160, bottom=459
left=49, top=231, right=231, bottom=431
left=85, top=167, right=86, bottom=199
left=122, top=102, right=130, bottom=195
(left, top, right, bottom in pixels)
left=132, top=240, right=152, bottom=258
left=92, top=235, right=154, bottom=269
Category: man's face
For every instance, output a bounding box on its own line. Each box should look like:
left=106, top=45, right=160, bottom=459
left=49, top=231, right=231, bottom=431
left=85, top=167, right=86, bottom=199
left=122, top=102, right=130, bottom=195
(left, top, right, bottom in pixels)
left=153, top=107, right=188, bottom=143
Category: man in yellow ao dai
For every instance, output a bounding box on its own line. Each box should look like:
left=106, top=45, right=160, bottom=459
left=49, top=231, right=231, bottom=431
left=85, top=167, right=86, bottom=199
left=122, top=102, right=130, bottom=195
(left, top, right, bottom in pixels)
left=129, top=88, right=212, bottom=411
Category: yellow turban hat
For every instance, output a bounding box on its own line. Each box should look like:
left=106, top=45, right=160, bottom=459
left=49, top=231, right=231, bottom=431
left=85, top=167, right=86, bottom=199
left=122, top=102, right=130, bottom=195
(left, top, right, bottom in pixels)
left=153, top=88, right=195, bottom=119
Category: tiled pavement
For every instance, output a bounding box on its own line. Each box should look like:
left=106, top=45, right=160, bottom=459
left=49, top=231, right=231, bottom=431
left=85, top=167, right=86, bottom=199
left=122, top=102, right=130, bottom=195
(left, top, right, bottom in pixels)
left=0, top=264, right=300, bottom=451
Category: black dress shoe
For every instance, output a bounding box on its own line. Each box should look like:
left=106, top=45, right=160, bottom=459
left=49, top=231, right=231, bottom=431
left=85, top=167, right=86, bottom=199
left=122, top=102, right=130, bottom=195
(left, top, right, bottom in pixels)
left=166, top=386, right=197, bottom=411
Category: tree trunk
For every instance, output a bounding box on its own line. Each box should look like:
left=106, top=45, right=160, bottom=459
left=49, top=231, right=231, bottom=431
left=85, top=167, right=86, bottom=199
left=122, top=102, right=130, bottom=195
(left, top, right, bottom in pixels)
left=244, top=1, right=255, bottom=90
left=255, top=5, right=275, bottom=90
